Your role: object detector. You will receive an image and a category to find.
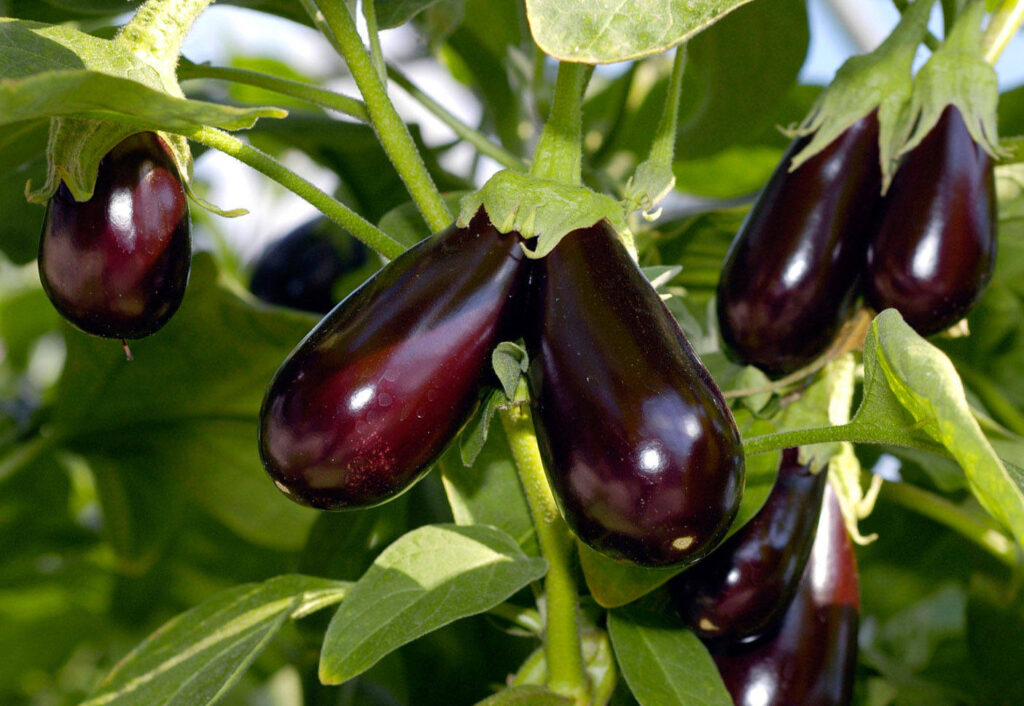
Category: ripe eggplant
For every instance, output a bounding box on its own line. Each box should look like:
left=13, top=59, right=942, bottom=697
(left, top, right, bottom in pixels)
left=670, top=448, right=826, bottom=642
left=250, top=218, right=369, bottom=315
left=716, top=114, right=882, bottom=376
left=865, top=105, right=996, bottom=336
left=259, top=209, right=528, bottom=510
left=525, top=221, right=744, bottom=568
left=39, top=132, right=191, bottom=339
left=711, top=483, right=859, bottom=706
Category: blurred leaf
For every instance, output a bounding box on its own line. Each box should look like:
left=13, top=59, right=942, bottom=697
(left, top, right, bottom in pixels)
left=608, top=605, right=731, bottom=706
left=85, top=575, right=348, bottom=706
left=525, top=0, right=756, bottom=63
left=374, top=0, right=455, bottom=29
left=378, top=193, right=468, bottom=248
left=476, top=685, right=571, bottom=705
left=0, top=120, right=48, bottom=264
left=967, top=574, right=1024, bottom=705
left=319, top=524, right=546, bottom=684
left=49, top=254, right=319, bottom=554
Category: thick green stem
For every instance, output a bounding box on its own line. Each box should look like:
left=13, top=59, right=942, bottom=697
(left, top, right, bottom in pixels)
left=312, top=0, right=452, bottom=232
left=116, top=0, right=213, bottom=72
left=982, top=0, right=1024, bottom=63
left=879, top=481, right=1021, bottom=567
left=892, top=0, right=941, bottom=51
left=499, top=406, right=589, bottom=705
left=185, top=126, right=405, bottom=258
left=648, top=46, right=686, bottom=167
left=530, top=62, right=592, bottom=184
left=743, top=423, right=861, bottom=456
left=178, top=63, right=370, bottom=121
left=387, top=66, right=529, bottom=172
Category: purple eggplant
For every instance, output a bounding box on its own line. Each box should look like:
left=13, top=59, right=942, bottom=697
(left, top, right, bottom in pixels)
left=525, top=221, right=744, bottom=568
left=670, top=448, right=826, bottom=642
left=39, top=132, right=191, bottom=339
left=259, top=209, right=528, bottom=509
left=716, top=114, right=882, bottom=376
left=866, top=105, right=996, bottom=336
left=712, top=483, right=859, bottom=706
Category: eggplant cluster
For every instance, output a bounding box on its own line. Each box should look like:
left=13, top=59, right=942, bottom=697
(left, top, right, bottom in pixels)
left=259, top=211, right=745, bottom=568
left=718, top=106, right=996, bottom=375
left=671, top=454, right=859, bottom=705
left=39, top=132, right=192, bottom=340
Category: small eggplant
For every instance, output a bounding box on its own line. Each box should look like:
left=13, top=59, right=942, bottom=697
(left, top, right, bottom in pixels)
left=259, top=209, right=528, bottom=509
left=250, top=218, right=369, bottom=315
left=716, top=114, right=882, bottom=376
left=670, top=448, right=826, bottom=642
left=525, top=221, right=744, bottom=568
left=39, top=132, right=191, bottom=339
left=865, top=105, right=996, bottom=336
left=712, top=483, right=859, bottom=706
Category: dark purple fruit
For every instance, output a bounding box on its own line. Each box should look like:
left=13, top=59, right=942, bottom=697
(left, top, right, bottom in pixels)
left=717, top=114, right=882, bottom=376
left=259, top=209, right=528, bottom=510
left=250, top=218, right=369, bottom=315
left=39, top=132, right=191, bottom=339
left=866, top=105, right=996, bottom=336
left=525, top=221, right=744, bottom=568
left=670, top=448, right=826, bottom=642
left=712, top=483, right=859, bottom=706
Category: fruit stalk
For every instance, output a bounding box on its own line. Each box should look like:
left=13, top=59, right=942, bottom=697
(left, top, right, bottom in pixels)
left=311, top=0, right=452, bottom=232
left=499, top=405, right=590, bottom=705
left=185, top=125, right=404, bottom=258
left=530, top=62, right=592, bottom=184
left=116, top=0, right=214, bottom=73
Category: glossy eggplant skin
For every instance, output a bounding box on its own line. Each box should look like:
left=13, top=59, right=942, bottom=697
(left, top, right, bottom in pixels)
left=717, top=114, right=882, bottom=376
left=259, top=210, right=528, bottom=510
left=39, top=132, right=191, bottom=339
left=866, top=105, right=996, bottom=336
left=712, top=483, right=859, bottom=706
left=250, top=218, right=369, bottom=315
left=670, top=448, right=826, bottom=642
left=525, top=221, right=744, bottom=568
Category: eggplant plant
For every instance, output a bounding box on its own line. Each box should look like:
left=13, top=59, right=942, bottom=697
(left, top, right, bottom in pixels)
left=0, top=1, right=1023, bottom=705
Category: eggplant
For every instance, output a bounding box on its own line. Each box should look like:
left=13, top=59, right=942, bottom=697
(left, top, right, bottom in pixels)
left=670, top=448, right=826, bottom=642
left=865, top=105, right=996, bottom=336
left=250, top=217, right=369, bottom=315
left=712, top=483, right=859, bottom=706
left=259, top=209, right=528, bottom=509
left=39, top=132, right=191, bottom=339
left=716, top=114, right=882, bottom=376
left=525, top=221, right=744, bottom=568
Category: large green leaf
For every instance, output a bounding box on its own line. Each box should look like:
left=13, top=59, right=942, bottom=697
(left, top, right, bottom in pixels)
left=608, top=605, right=731, bottom=706
left=50, top=254, right=319, bottom=553
left=525, top=0, right=754, bottom=63
left=319, top=524, right=547, bottom=684
left=84, top=575, right=348, bottom=706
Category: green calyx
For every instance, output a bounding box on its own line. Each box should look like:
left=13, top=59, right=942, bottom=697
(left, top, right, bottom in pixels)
left=890, top=0, right=1005, bottom=178
left=457, top=170, right=634, bottom=260
left=787, top=0, right=936, bottom=188
left=25, top=0, right=217, bottom=204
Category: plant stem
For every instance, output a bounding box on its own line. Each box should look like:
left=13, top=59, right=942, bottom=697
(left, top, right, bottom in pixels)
left=648, top=46, right=686, bottom=167
left=743, top=423, right=861, bottom=457
left=362, top=0, right=388, bottom=83
left=185, top=126, right=405, bottom=258
left=530, top=62, right=592, bottom=184
left=116, top=0, right=213, bottom=73
left=312, top=0, right=452, bottom=232
left=879, top=481, right=1021, bottom=567
left=487, top=602, right=544, bottom=635
left=178, top=63, right=370, bottom=121
left=387, top=66, right=529, bottom=172
left=499, top=406, right=589, bottom=705
left=982, top=0, right=1024, bottom=63
left=892, top=0, right=941, bottom=50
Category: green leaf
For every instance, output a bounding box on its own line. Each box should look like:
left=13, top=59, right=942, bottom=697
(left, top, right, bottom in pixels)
left=378, top=193, right=468, bottom=249
left=374, top=0, right=448, bottom=29
left=492, top=341, right=529, bottom=401
left=475, top=685, right=572, bottom=705
left=458, top=389, right=504, bottom=467
left=608, top=605, right=731, bottom=706
left=524, top=0, right=755, bottom=64
left=966, top=574, right=1024, bottom=705
left=855, top=310, right=1024, bottom=548
left=50, top=254, right=319, bottom=553
left=0, top=120, right=49, bottom=263
left=84, top=575, right=348, bottom=706
left=319, top=524, right=547, bottom=684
